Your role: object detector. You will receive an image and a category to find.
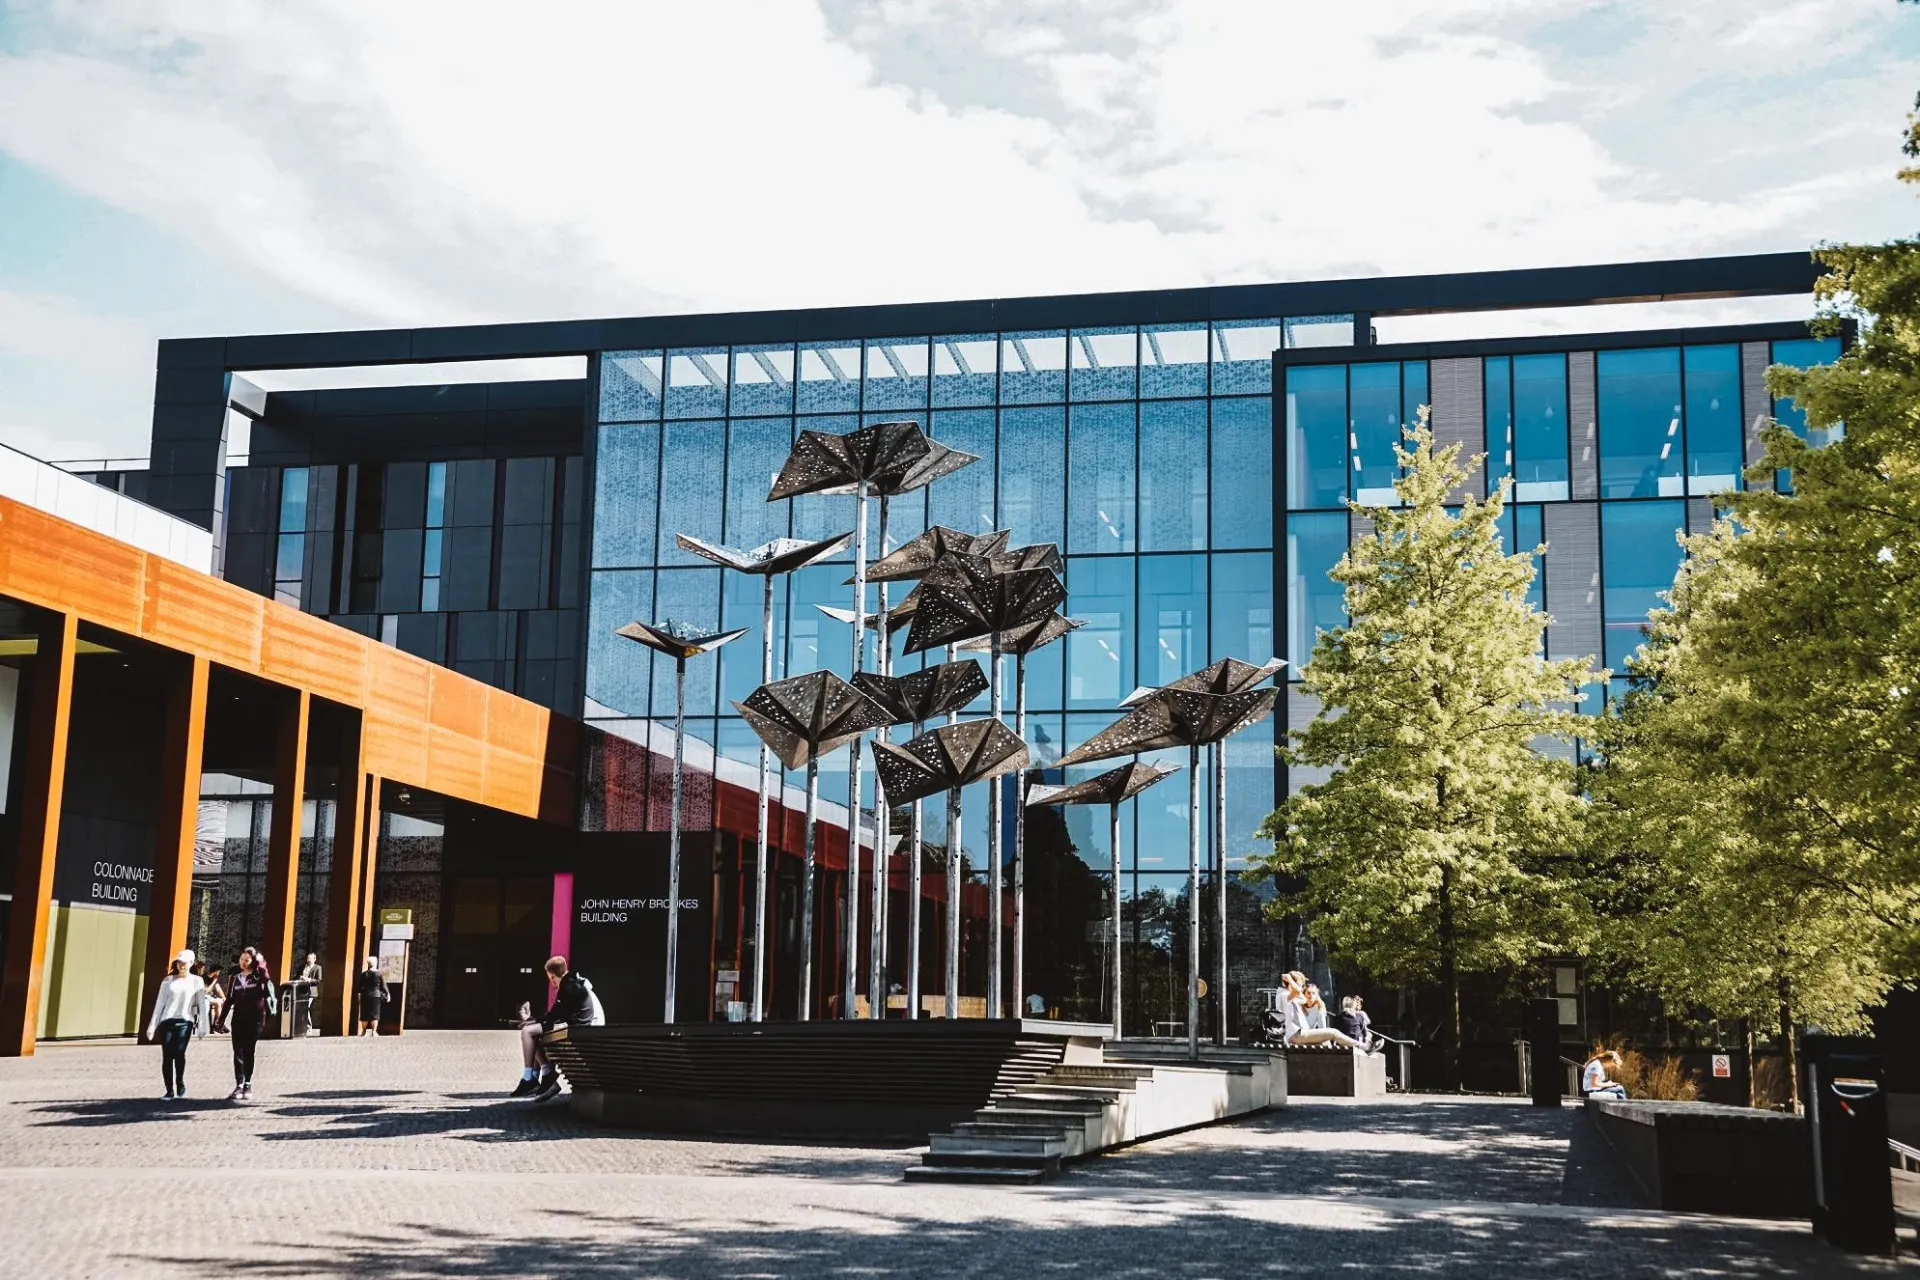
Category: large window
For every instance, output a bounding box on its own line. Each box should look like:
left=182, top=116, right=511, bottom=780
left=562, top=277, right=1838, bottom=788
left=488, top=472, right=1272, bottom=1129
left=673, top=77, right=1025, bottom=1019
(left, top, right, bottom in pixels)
left=1682, top=345, right=1742, bottom=495
left=1600, top=500, right=1685, bottom=670
left=1067, top=403, right=1135, bottom=554
left=1511, top=354, right=1569, bottom=501
left=1598, top=348, right=1684, bottom=499
left=1286, top=365, right=1347, bottom=510
left=1349, top=363, right=1402, bottom=505
left=1211, top=398, right=1271, bottom=549
left=1287, top=513, right=1346, bottom=672
left=1138, top=555, right=1206, bottom=689
left=274, top=467, right=308, bottom=606
left=1140, top=400, right=1207, bottom=552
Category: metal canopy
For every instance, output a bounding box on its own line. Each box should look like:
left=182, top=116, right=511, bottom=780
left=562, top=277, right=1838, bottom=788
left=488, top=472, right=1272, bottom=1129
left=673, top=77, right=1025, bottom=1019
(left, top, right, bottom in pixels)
left=614, top=619, right=751, bottom=660
left=902, top=554, right=1066, bottom=655
left=1055, top=686, right=1279, bottom=766
left=871, top=719, right=1029, bottom=806
left=958, top=611, right=1081, bottom=656
left=864, top=526, right=1012, bottom=582
left=852, top=661, right=989, bottom=728
left=674, top=531, right=854, bottom=576
left=1118, top=656, right=1286, bottom=706
left=733, top=670, right=894, bottom=770
left=767, top=419, right=931, bottom=501
left=1027, top=760, right=1180, bottom=808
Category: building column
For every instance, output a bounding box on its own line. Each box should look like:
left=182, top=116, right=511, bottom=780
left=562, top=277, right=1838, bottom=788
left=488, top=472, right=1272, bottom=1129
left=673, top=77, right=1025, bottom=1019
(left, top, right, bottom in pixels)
left=0, top=613, right=78, bottom=1057
left=140, top=655, right=210, bottom=1041
left=261, top=689, right=310, bottom=988
left=358, top=778, right=382, bottom=959
left=321, top=731, right=368, bottom=1037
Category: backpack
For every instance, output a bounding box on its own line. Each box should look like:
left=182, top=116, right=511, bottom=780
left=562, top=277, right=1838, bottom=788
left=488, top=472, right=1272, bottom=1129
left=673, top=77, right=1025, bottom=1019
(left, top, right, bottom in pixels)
left=581, top=976, right=607, bottom=1026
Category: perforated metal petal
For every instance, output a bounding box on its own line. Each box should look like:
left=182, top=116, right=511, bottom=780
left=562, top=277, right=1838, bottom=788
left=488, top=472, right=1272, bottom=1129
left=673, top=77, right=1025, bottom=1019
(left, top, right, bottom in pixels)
left=870, top=718, right=1029, bottom=805
left=1118, top=656, right=1287, bottom=707
left=1025, top=760, right=1180, bottom=808
left=864, top=526, right=1012, bottom=582
left=766, top=420, right=932, bottom=501
left=958, top=612, right=1082, bottom=656
left=675, top=531, right=855, bottom=576
left=1054, top=686, right=1279, bottom=766
left=851, top=660, right=989, bottom=727
left=614, top=619, right=751, bottom=660
left=732, top=670, right=894, bottom=769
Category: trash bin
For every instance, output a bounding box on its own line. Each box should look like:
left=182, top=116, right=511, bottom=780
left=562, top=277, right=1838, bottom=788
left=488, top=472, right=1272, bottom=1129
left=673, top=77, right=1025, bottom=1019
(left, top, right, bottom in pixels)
left=1802, top=1033, right=1895, bottom=1255
left=1527, top=998, right=1561, bottom=1108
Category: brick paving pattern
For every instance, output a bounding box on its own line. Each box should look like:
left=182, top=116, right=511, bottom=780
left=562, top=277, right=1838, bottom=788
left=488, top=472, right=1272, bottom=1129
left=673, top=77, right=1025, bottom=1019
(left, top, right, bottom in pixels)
left=0, top=1031, right=1910, bottom=1277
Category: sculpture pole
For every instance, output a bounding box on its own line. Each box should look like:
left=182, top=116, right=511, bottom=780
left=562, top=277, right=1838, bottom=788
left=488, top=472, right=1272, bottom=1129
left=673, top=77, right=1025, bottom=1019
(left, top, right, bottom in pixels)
left=844, top=479, right=869, bottom=1020
left=751, top=575, right=774, bottom=1023
left=945, top=785, right=963, bottom=1020
left=665, top=655, right=688, bottom=1023
left=1187, top=741, right=1202, bottom=1060
left=868, top=497, right=891, bottom=1018
left=1215, top=740, right=1229, bottom=1045
left=986, top=633, right=1003, bottom=1018
left=800, top=755, right=819, bottom=1021
left=1012, top=648, right=1028, bottom=1021
left=906, top=730, right=924, bottom=1019
left=1110, top=800, right=1123, bottom=1040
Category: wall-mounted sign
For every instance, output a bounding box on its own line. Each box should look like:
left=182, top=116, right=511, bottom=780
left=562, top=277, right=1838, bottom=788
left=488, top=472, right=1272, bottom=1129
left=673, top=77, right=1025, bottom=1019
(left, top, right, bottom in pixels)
left=1712, top=1054, right=1731, bottom=1079
left=577, top=896, right=701, bottom=924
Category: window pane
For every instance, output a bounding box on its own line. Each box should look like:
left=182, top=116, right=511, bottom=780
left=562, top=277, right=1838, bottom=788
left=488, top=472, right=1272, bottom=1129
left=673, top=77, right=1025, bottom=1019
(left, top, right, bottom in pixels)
left=1772, top=336, right=1845, bottom=443
left=1600, top=500, right=1684, bottom=670
left=1065, top=556, right=1133, bottom=709
left=592, top=422, right=658, bottom=569
left=785, top=562, right=856, bottom=681
left=1211, top=552, right=1274, bottom=664
left=1070, top=327, right=1138, bottom=402
left=789, top=415, right=859, bottom=547
left=422, top=528, right=444, bottom=578
left=1140, top=400, right=1207, bottom=552
left=1350, top=362, right=1402, bottom=506
left=440, top=527, right=493, bottom=612
left=1001, top=331, right=1067, bottom=405
left=665, top=347, right=729, bottom=419
left=1683, top=345, right=1741, bottom=495
left=649, top=567, right=723, bottom=717
left=279, top=468, right=309, bottom=533
left=599, top=351, right=663, bottom=422
left=657, top=419, right=727, bottom=565
left=1211, top=319, right=1281, bottom=395
left=1211, top=398, right=1272, bottom=550
left=1402, top=361, right=1429, bottom=432
left=498, top=525, right=550, bottom=611
left=1285, top=314, right=1355, bottom=349
left=1068, top=403, right=1135, bottom=554
left=999, top=406, right=1065, bottom=550
left=1140, top=324, right=1208, bottom=399
left=862, top=337, right=930, bottom=411
left=797, top=343, right=862, bottom=413
left=502, top=457, right=553, bottom=526
left=1138, top=555, right=1206, bottom=688
left=928, top=409, right=997, bottom=533
left=1286, top=365, right=1346, bottom=510
left=730, top=344, right=795, bottom=417
left=1501, top=503, right=1546, bottom=614
left=275, top=532, right=305, bottom=582
left=1598, top=348, right=1684, bottom=499
left=1513, top=353, right=1569, bottom=501
left=425, top=461, right=447, bottom=527
left=932, top=334, right=998, bottom=407
left=1221, top=726, right=1276, bottom=871
left=1287, top=513, right=1346, bottom=672
left=1484, top=356, right=1512, bottom=497
left=449, top=460, right=497, bottom=527
left=725, top=416, right=793, bottom=550
left=586, top=568, right=653, bottom=717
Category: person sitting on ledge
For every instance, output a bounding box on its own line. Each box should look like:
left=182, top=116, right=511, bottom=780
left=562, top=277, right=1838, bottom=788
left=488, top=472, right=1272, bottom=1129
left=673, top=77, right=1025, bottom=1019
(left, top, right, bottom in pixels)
left=515, top=956, right=604, bottom=1103
left=1280, top=971, right=1363, bottom=1050
left=1582, top=1049, right=1629, bottom=1099
left=1332, top=994, right=1373, bottom=1047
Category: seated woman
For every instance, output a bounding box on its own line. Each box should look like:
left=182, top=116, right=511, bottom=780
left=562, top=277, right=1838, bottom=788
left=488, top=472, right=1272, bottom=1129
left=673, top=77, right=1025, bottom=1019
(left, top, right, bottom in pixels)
left=1280, top=972, right=1363, bottom=1049
left=1331, top=995, right=1372, bottom=1045
left=1582, top=1050, right=1629, bottom=1099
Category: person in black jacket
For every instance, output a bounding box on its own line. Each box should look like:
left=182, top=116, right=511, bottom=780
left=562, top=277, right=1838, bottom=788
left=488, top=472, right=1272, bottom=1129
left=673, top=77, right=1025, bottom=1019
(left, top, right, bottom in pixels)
left=354, top=957, right=389, bottom=1036
left=515, top=956, right=593, bottom=1100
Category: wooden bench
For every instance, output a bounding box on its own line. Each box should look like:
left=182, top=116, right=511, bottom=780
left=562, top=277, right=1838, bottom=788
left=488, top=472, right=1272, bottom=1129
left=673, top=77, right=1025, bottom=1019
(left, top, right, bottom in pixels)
left=1284, top=1044, right=1388, bottom=1097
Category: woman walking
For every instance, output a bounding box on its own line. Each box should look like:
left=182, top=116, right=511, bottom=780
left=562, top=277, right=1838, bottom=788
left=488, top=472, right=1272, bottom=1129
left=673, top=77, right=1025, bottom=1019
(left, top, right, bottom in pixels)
left=354, top=956, right=389, bottom=1036
left=225, top=947, right=275, bottom=1101
left=147, top=949, right=210, bottom=1100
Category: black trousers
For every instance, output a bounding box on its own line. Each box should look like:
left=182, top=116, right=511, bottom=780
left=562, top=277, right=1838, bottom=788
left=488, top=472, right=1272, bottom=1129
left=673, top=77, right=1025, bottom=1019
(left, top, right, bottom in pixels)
left=231, top=1012, right=260, bottom=1085
left=157, top=1018, right=192, bottom=1093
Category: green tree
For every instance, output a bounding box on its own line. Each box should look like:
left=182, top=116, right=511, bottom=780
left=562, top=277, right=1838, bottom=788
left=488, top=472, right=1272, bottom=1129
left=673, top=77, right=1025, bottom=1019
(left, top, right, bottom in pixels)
left=1252, top=417, right=1595, bottom=1088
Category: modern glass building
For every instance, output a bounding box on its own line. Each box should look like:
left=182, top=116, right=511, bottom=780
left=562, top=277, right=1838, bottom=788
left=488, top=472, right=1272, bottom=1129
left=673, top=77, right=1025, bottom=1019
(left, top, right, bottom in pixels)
left=24, top=251, right=1838, bottom=1065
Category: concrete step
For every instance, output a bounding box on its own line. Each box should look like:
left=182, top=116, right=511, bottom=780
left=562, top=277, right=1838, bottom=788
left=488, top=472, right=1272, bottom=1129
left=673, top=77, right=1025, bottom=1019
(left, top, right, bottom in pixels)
left=953, top=1119, right=1078, bottom=1140
left=905, top=1163, right=1054, bottom=1185
left=1020, top=1083, right=1130, bottom=1102
left=1046, top=1064, right=1157, bottom=1082
left=996, top=1092, right=1110, bottom=1113
left=928, top=1133, right=1066, bottom=1159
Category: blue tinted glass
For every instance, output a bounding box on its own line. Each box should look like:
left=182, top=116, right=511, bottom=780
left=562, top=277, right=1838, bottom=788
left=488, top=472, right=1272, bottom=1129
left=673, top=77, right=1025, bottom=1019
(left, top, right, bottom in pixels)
left=1016, top=619, right=1065, bottom=714
left=664, top=347, right=728, bottom=419
left=279, top=468, right=308, bottom=532
left=1484, top=357, right=1512, bottom=495
left=788, top=415, right=859, bottom=548
left=1600, top=500, right=1685, bottom=670
left=1141, top=324, right=1209, bottom=398
left=422, top=529, right=444, bottom=576
left=785, top=562, right=856, bottom=681
left=1287, top=513, right=1346, bottom=671
left=1068, top=403, right=1135, bottom=554
left=1402, top=361, right=1429, bottom=430
left=657, top=419, right=726, bottom=565
left=1139, top=400, right=1207, bottom=552
left=724, top=416, right=792, bottom=550
left=1065, top=556, right=1133, bottom=709
left=1350, top=363, right=1402, bottom=505
left=718, top=568, right=782, bottom=713
left=1212, top=320, right=1281, bottom=395
left=1138, top=555, right=1206, bottom=688
left=1514, top=503, right=1545, bottom=613
left=1286, top=365, right=1347, bottom=509
left=862, top=337, right=930, bottom=411
left=1598, top=348, right=1683, bottom=499
left=1683, top=345, right=1741, bottom=495
left=931, top=334, right=998, bottom=407
left=274, top=532, right=304, bottom=580
left=1772, top=336, right=1844, bottom=440
left=928, top=409, right=997, bottom=532
left=999, top=406, right=1066, bottom=549
left=591, top=423, right=658, bottom=568
left=1069, top=327, right=1138, bottom=401
left=599, top=351, right=663, bottom=421
left=1211, top=398, right=1273, bottom=550
left=796, top=343, right=863, bottom=414
left=1000, top=331, right=1067, bottom=404
left=729, top=344, right=794, bottom=417
left=862, top=410, right=930, bottom=548
left=1220, top=725, right=1276, bottom=870
left=1210, top=552, right=1274, bottom=664
left=649, top=568, right=723, bottom=717
left=425, top=462, right=447, bottom=527
left=586, top=568, right=654, bottom=717
left=1512, top=353, right=1569, bottom=500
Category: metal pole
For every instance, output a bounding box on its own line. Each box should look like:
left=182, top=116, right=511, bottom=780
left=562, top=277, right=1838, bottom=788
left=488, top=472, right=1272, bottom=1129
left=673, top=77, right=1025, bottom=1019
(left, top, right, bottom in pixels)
left=751, top=574, right=774, bottom=1023
left=844, top=478, right=869, bottom=1020
left=1187, top=741, right=1201, bottom=1061
left=800, top=756, right=819, bottom=1022
left=907, top=730, right=924, bottom=1021
left=665, top=655, right=687, bottom=1024
left=986, top=633, right=1003, bottom=1019
left=869, top=496, right=890, bottom=1018
left=1215, top=739, right=1228, bottom=1046
left=1110, top=800, right=1123, bottom=1041
left=945, top=785, right=962, bottom=1020
left=1012, top=649, right=1027, bottom=1022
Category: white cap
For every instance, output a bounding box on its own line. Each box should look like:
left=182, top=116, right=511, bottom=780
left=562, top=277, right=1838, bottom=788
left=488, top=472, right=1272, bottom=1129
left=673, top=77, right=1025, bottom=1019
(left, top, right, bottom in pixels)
left=174, top=949, right=195, bottom=967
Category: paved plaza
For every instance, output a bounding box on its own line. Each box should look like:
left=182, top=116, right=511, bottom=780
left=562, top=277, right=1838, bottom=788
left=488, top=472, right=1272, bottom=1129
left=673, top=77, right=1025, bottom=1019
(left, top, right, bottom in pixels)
left=0, top=1031, right=1909, bottom=1278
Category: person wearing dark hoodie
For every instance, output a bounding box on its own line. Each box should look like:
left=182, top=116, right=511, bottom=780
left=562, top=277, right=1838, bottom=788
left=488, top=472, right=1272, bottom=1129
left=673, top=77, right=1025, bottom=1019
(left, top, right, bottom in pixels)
left=514, top=955, right=602, bottom=1102
left=225, top=947, right=275, bottom=1101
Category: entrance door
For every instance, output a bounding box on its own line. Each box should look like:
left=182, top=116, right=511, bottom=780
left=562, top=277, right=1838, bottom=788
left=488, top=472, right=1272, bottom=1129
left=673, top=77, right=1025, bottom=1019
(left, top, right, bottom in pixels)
left=440, top=875, right=552, bottom=1027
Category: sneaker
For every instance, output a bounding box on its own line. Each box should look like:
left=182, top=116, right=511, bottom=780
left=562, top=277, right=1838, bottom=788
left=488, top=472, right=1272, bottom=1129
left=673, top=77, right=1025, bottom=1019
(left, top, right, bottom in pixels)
left=510, top=1077, right=540, bottom=1098
left=532, top=1078, right=564, bottom=1104
left=226, top=1086, right=244, bottom=1101
left=163, top=1090, right=175, bottom=1100
left=241, top=1083, right=252, bottom=1100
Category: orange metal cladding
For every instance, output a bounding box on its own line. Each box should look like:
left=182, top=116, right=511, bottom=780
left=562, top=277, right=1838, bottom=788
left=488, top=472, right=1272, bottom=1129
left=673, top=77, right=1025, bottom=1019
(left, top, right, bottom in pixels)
left=0, top=492, right=574, bottom=820
left=137, top=654, right=210, bottom=1041
left=0, top=612, right=76, bottom=1056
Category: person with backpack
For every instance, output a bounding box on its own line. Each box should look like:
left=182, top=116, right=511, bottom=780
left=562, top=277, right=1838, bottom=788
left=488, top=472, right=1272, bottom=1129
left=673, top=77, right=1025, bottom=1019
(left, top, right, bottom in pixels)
left=514, top=956, right=604, bottom=1102
left=147, top=949, right=211, bottom=1099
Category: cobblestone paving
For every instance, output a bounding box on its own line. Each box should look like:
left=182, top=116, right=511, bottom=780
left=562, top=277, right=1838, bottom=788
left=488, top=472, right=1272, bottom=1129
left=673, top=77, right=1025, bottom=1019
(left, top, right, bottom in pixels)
left=0, top=1032, right=1910, bottom=1278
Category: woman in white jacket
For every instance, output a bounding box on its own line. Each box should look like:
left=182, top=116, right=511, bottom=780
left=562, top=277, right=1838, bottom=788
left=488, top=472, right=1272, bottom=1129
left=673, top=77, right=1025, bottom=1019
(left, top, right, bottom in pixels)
left=147, top=948, right=211, bottom=1100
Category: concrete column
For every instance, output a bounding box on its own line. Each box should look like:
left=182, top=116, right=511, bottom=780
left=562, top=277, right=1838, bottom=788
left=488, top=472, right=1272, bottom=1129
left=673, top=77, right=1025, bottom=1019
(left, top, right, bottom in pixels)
left=261, top=689, right=311, bottom=987
left=139, top=655, right=210, bottom=1041
left=0, top=613, right=78, bottom=1057
left=320, top=724, right=368, bottom=1037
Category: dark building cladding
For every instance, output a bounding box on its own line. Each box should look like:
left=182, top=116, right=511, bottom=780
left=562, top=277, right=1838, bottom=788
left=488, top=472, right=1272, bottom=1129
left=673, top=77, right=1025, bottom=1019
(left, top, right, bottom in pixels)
left=83, top=251, right=1882, bottom=1087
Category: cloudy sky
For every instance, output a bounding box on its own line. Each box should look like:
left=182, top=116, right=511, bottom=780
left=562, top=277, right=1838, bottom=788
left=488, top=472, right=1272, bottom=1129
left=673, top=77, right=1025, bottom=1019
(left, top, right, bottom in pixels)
left=0, top=0, right=1915, bottom=460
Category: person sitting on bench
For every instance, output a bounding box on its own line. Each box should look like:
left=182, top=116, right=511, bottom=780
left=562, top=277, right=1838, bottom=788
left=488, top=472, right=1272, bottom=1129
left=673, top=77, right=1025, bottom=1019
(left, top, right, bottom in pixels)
left=1332, top=995, right=1374, bottom=1047
left=1280, top=972, right=1363, bottom=1049
left=1582, top=1050, right=1628, bottom=1099
left=514, top=956, right=604, bottom=1101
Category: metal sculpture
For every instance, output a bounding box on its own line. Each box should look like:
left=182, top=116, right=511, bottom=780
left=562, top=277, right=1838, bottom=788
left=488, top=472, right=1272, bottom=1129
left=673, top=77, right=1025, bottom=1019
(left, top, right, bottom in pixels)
left=674, top=532, right=854, bottom=1023
left=865, top=526, right=1011, bottom=582
left=1026, top=761, right=1179, bottom=1038
left=871, top=719, right=1028, bottom=1019
left=614, top=619, right=750, bottom=1024
left=733, top=671, right=892, bottom=1021
left=853, top=661, right=990, bottom=1018
left=1057, top=682, right=1279, bottom=1058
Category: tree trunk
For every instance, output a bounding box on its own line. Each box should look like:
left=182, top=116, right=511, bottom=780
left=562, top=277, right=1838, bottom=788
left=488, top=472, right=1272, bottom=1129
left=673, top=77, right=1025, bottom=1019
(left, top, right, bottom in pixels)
left=1741, top=1018, right=1757, bottom=1109
left=1778, top=972, right=1800, bottom=1113
left=1438, top=862, right=1461, bottom=1091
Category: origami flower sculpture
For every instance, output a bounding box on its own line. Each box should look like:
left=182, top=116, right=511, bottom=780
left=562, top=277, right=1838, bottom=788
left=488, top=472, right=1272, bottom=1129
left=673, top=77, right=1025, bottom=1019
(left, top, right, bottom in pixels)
left=674, top=531, right=854, bottom=576
left=766, top=419, right=932, bottom=501
left=871, top=719, right=1029, bottom=806
left=733, top=671, right=894, bottom=770
left=1026, top=760, right=1181, bottom=809
left=852, top=661, right=990, bottom=728
left=613, top=618, right=750, bottom=660
left=1055, top=685, right=1279, bottom=767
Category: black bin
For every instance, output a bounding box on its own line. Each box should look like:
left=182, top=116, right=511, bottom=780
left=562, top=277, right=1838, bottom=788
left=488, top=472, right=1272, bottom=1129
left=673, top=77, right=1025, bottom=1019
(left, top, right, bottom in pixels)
left=1802, top=1033, right=1895, bottom=1254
